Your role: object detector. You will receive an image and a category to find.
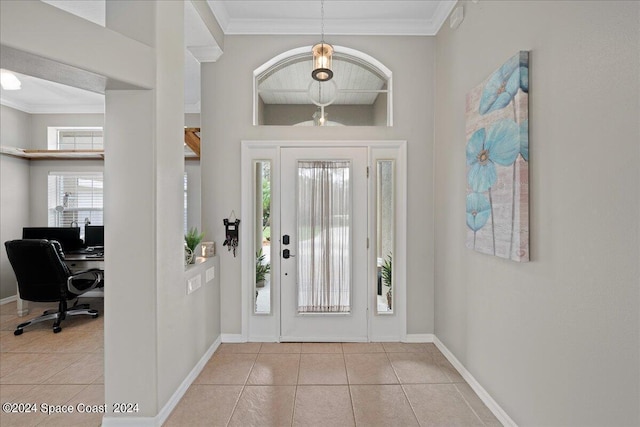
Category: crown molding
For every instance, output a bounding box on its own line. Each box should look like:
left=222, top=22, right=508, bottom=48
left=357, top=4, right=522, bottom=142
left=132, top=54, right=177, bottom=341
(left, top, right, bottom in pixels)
left=225, top=18, right=444, bottom=36
left=1, top=98, right=103, bottom=114
left=2, top=99, right=201, bottom=115
left=207, top=1, right=457, bottom=36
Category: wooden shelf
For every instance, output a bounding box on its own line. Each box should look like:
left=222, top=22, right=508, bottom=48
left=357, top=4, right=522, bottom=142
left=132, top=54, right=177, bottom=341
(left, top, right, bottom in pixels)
left=1, top=146, right=104, bottom=160
left=1, top=128, right=201, bottom=160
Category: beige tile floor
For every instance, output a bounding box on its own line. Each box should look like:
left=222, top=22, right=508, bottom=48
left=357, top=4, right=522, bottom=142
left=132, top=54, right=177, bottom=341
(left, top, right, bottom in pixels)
left=165, top=342, right=502, bottom=427
left=0, top=298, right=104, bottom=427
left=0, top=299, right=501, bottom=426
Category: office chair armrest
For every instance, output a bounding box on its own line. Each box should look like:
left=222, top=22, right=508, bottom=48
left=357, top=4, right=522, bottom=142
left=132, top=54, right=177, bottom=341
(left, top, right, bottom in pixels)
left=67, top=269, right=103, bottom=295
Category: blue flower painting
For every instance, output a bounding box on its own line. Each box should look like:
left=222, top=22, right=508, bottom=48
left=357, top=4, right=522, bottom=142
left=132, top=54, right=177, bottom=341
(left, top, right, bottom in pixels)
left=520, top=120, right=529, bottom=161
left=465, top=51, right=529, bottom=262
left=466, top=192, right=491, bottom=232
left=466, top=119, right=520, bottom=192
left=479, top=51, right=529, bottom=115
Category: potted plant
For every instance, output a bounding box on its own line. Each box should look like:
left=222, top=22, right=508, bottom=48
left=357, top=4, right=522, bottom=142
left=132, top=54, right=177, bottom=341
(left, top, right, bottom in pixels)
left=255, top=248, right=270, bottom=288
left=381, top=254, right=392, bottom=310
left=185, top=227, right=205, bottom=264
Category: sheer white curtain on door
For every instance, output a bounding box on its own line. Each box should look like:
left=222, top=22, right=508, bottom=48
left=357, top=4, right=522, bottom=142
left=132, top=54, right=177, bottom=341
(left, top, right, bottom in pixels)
left=297, top=161, right=351, bottom=313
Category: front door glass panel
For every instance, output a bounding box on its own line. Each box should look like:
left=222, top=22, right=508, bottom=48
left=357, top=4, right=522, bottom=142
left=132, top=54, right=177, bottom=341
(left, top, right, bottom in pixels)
left=297, top=161, right=351, bottom=313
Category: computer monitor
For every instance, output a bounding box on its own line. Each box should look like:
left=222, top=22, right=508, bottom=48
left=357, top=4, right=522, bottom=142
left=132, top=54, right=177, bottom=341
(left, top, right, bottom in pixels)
left=22, top=227, right=84, bottom=252
left=84, top=225, right=104, bottom=247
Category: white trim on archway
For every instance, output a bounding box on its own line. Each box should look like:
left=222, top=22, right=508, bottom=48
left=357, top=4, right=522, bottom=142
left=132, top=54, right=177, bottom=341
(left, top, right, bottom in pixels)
left=252, top=45, right=393, bottom=126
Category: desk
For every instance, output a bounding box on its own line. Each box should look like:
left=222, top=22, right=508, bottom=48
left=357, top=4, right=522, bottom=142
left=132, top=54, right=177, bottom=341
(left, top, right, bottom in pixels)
left=64, top=253, right=104, bottom=273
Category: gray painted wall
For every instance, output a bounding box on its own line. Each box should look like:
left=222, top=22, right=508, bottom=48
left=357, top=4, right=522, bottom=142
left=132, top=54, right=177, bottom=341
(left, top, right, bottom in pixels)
left=0, top=105, right=31, bottom=299
left=434, top=1, right=639, bottom=425
left=203, top=34, right=436, bottom=336
left=1, top=105, right=31, bottom=150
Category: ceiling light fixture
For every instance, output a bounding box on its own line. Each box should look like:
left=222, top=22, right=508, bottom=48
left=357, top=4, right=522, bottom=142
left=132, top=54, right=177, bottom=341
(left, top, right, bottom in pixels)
left=311, top=0, right=333, bottom=82
left=0, top=69, right=22, bottom=90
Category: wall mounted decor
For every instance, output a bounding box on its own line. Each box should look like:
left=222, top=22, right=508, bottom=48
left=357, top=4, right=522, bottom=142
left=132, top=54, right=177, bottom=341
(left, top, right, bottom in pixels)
left=465, top=51, right=529, bottom=262
left=223, top=211, right=240, bottom=257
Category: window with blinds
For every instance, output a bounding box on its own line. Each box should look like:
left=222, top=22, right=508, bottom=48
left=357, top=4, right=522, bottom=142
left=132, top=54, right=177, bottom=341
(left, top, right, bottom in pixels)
left=48, top=172, right=104, bottom=238
left=47, top=172, right=188, bottom=238
left=48, top=127, right=104, bottom=150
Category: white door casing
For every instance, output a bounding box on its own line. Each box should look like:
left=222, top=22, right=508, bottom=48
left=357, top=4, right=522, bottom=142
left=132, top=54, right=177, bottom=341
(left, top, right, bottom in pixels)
left=240, top=141, right=407, bottom=343
left=280, top=147, right=368, bottom=342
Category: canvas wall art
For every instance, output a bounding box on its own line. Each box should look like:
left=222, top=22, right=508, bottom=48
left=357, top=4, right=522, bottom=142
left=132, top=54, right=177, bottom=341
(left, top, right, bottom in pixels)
left=465, top=51, right=529, bottom=262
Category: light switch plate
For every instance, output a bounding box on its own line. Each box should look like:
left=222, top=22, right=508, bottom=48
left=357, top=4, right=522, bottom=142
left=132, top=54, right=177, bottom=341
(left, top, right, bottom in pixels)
left=206, top=266, right=215, bottom=283
left=187, top=275, right=202, bottom=294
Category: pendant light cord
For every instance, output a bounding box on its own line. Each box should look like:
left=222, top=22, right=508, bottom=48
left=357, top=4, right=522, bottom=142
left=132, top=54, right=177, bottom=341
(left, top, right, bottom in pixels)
left=321, top=0, right=325, bottom=44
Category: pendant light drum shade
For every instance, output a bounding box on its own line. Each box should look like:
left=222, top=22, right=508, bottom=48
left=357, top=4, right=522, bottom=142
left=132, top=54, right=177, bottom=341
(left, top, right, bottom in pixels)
left=312, top=43, right=334, bottom=81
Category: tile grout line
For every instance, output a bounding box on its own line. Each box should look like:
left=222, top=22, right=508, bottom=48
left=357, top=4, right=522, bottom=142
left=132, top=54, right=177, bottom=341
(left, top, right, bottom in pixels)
left=385, top=347, right=422, bottom=427
left=342, top=347, right=359, bottom=426
left=290, top=350, right=302, bottom=427
left=383, top=346, right=402, bottom=385
left=224, top=344, right=261, bottom=427
left=398, top=382, right=422, bottom=427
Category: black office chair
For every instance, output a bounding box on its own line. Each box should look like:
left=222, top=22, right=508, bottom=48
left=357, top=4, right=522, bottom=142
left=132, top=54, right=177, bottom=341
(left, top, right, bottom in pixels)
left=4, top=239, right=102, bottom=335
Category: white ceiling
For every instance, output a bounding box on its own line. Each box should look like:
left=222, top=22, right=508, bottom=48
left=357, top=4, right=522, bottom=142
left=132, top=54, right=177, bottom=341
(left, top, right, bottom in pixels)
left=0, top=71, right=105, bottom=114
left=1, top=0, right=455, bottom=114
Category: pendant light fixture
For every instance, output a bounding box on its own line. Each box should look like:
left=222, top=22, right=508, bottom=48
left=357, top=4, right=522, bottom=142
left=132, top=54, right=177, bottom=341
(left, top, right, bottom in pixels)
left=311, top=0, right=333, bottom=82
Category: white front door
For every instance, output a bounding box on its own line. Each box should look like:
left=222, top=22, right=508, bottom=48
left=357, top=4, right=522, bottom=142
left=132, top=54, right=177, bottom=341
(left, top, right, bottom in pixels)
left=280, top=147, right=368, bottom=341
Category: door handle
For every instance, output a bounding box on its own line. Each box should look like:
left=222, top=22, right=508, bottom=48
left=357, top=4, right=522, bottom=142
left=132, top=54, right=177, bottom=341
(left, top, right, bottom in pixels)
left=283, top=249, right=295, bottom=259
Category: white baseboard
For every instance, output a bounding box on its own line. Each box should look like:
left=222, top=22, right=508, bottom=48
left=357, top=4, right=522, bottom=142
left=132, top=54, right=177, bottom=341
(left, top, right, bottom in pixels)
left=404, top=333, right=435, bottom=343
left=101, top=335, right=221, bottom=427
left=0, top=295, right=17, bottom=305
left=434, top=336, right=517, bottom=427
left=221, top=333, right=245, bottom=343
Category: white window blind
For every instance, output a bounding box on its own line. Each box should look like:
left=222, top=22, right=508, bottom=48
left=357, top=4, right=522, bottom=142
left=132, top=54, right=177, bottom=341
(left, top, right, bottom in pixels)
left=48, top=172, right=104, bottom=238
left=48, top=127, right=104, bottom=150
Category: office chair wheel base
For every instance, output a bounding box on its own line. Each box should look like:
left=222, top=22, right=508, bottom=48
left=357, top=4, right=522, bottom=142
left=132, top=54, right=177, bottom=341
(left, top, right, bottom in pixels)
left=53, top=326, right=62, bottom=333
left=91, top=313, right=99, bottom=319
left=14, top=329, right=23, bottom=336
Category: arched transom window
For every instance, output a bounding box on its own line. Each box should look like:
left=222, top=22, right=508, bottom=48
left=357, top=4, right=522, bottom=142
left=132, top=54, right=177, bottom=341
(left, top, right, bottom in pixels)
left=254, top=46, right=392, bottom=126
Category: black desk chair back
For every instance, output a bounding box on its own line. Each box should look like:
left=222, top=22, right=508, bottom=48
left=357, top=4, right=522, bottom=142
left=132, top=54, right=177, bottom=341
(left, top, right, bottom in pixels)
left=4, top=239, right=102, bottom=335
